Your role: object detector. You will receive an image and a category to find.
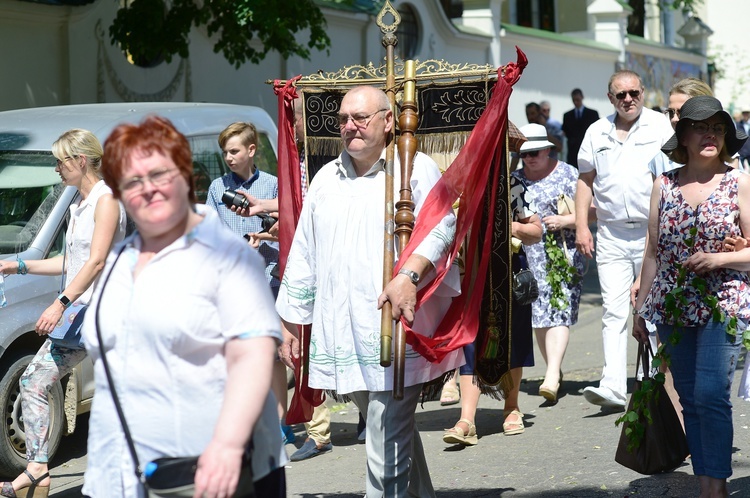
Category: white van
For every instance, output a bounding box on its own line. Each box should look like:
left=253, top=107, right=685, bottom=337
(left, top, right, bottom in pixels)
left=0, top=102, right=278, bottom=476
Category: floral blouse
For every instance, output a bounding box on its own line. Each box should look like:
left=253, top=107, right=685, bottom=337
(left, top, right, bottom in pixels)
left=642, top=168, right=750, bottom=326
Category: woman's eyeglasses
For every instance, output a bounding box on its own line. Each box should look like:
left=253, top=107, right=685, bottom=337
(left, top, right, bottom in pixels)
left=119, top=168, right=179, bottom=196
left=55, top=155, right=79, bottom=167
left=664, top=108, right=680, bottom=120
left=337, top=109, right=389, bottom=129
left=612, top=90, right=641, bottom=100
left=519, top=150, right=541, bottom=159
left=689, top=121, right=727, bottom=135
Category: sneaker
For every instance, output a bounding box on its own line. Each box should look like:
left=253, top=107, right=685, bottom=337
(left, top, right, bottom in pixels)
left=583, top=386, right=626, bottom=409
left=280, top=424, right=296, bottom=445
left=290, top=438, right=333, bottom=462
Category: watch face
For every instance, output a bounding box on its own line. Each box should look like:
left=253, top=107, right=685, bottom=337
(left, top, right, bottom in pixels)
left=400, top=269, right=418, bottom=284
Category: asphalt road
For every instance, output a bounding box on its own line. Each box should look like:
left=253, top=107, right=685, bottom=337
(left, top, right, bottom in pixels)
left=42, top=265, right=750, bottom=497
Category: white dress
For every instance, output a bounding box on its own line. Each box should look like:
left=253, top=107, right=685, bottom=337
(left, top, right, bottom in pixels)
left=81, top=206, right=286, bottom=498
left=276, top=149, right=464, bottom=394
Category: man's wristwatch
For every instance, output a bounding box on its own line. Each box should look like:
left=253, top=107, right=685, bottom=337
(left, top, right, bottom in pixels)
left=57, top=294, right=72, bottom=309
left=398, top=269, right=420, bottom=285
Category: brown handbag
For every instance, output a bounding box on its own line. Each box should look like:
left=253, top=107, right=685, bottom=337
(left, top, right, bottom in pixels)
left=614, top=342, right=689, bottom=475
left=507, top=120, right=527, bottom=153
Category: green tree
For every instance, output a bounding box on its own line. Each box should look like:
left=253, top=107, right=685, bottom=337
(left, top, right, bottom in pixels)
left=109, top=0, right=351, bottom=69
left=660, top=0, right=703, bottom=14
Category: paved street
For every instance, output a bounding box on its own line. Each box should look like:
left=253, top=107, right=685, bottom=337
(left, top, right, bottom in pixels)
left=45, top=265, right=750, bottom=497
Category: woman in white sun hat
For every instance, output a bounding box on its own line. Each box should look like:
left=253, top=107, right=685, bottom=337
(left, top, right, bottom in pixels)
left=511, top=123, right=587, bottom=404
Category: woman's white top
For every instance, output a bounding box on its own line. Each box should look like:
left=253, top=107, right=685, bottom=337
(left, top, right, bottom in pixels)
left=66, top=180, right=127, bottom=304
left=81, top=206, right=286, bottom=498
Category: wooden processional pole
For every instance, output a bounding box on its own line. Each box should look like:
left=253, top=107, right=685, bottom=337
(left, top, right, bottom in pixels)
left=376, top=1, right=418, bottom=400
left=392, top=60, right=417, bottom=400
left=378, top=2, right=399, bottom=371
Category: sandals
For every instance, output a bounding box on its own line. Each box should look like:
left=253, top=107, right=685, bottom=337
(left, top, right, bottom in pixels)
left=503, top=409, right=525, bottom=436
left=0, top=470, right=50, bottom=498
left=539, top=370, right=564, bottom=403
left=538, top=383, right=559, bottom=402
left=442, top=418, right=478, bottom=445
left=439, top=384, right=460, bottom=406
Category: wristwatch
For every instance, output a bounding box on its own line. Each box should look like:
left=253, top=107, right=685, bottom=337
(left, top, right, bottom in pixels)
left=398, top=269, right=420, bottom=285
left=57, top=294, right=72, bottom=309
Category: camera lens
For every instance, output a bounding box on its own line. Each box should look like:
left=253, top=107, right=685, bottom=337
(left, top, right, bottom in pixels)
left=221, top=189, right=249, bottom=210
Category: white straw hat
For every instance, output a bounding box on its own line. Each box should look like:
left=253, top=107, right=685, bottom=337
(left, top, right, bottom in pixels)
left=518, top=123, right=554, bottom=153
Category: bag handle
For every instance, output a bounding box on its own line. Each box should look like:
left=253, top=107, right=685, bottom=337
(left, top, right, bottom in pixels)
left=635, top=340, right=656, bottom=382
left=92, top=246, right=148, bottom=490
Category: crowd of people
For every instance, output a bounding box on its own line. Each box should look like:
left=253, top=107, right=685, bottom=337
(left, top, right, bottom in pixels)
left=0, top=68, right=749, bottom=498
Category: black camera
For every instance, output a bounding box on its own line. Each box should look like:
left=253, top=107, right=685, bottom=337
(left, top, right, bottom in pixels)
left=241, top=214, right=277, bottom=241
left=221, top=189, right=250, bottom=210
left=258, top=213, right=277, bottom=233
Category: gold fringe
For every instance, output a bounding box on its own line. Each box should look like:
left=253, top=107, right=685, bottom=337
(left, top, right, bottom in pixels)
left=307, top=137, right=343, bottom=158
left=478, top=371, right=514, bottom=401
left=416, top=131, right=472, bottom=156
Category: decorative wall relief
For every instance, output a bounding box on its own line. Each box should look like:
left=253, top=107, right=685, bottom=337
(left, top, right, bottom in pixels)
left=95, top=19, right=191, bottom=103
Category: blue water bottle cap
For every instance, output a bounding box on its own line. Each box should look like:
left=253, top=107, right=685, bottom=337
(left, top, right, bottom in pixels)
left=144, top=461, right=158, bottom=477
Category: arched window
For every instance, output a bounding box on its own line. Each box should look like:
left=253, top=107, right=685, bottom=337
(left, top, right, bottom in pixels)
left=396, top=4, right=420, bottom=61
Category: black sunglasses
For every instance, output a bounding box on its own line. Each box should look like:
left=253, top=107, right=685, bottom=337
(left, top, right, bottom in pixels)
left=664, top=108, right=680, bottom=119
left=613, top=90, right=641, bottom=100
left=519, top=150, right=541, bottom=159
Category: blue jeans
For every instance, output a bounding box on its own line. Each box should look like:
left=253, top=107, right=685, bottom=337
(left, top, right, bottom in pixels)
left=656, top=320, right=742, bottom=479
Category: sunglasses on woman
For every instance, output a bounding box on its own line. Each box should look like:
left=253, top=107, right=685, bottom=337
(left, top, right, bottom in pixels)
left=689, top=121, right=727, bottom=135
left=519, top=150, right=541, bottom=159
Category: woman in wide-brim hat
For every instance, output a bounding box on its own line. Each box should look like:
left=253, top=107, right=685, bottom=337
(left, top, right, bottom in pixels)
left=511, top=123, right=586, bottom=404
left=632, top=95, right=750, bottom=497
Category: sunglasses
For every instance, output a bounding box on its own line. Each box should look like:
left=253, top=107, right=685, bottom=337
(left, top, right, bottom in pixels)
left=689, top=121, right=728, bottom=135
left=519, top=150, right=541, bottom=159
left=612, top=90, right=641, bottom=100
left=664, top=108, right=680, bottom=119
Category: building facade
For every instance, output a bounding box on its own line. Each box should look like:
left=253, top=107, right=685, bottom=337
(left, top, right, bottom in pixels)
left=0, top=0, right=718, bottom=126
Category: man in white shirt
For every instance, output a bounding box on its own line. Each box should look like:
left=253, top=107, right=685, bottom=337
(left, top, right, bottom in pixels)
left=575, top=70, right=674, bottom=409
left=276, top=86, right=462, bottom=497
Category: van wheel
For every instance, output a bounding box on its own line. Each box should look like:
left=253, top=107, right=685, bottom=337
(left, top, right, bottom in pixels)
left=0, top=351, right=65, bottom=476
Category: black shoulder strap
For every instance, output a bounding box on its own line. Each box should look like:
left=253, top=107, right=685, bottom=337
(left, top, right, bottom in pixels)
left=93, top=245, right=147, bottom=488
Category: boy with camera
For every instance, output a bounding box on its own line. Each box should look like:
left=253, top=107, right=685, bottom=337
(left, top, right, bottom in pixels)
left=206, top=121, right=280, bottom=291
left=206, top=121, right=294, bottom=443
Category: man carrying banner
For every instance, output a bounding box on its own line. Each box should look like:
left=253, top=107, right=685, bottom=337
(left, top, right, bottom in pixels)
left=276, top=85, right=463, bottom=497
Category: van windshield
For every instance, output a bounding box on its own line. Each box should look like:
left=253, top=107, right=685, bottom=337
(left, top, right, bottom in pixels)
left=0, top=151, right=64, bottom=254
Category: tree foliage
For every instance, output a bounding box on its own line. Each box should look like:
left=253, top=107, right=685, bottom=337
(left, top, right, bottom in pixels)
left=660, top=0, right=703, bottom=14
left=109, top=0, right=340, bottom=68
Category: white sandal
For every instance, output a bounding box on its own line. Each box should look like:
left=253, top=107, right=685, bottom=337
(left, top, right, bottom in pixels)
left=442, top=418, right=478, bottom=445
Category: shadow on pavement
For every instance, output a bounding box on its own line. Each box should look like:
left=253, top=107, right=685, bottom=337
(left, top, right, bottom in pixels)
left=50, top=479, right=750, bottom=498
left=53, top=475, right=750, bottom=498
left=293, top=478, right=750, bottom=498
left=52, top=413, right=89, bottom=464
left=49, top=486, right=83, bottom=498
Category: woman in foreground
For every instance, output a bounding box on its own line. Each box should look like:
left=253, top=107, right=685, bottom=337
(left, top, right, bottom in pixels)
left=81, top=115, right=286, bottom=497
left=633, top=96, right=749, bottom=498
